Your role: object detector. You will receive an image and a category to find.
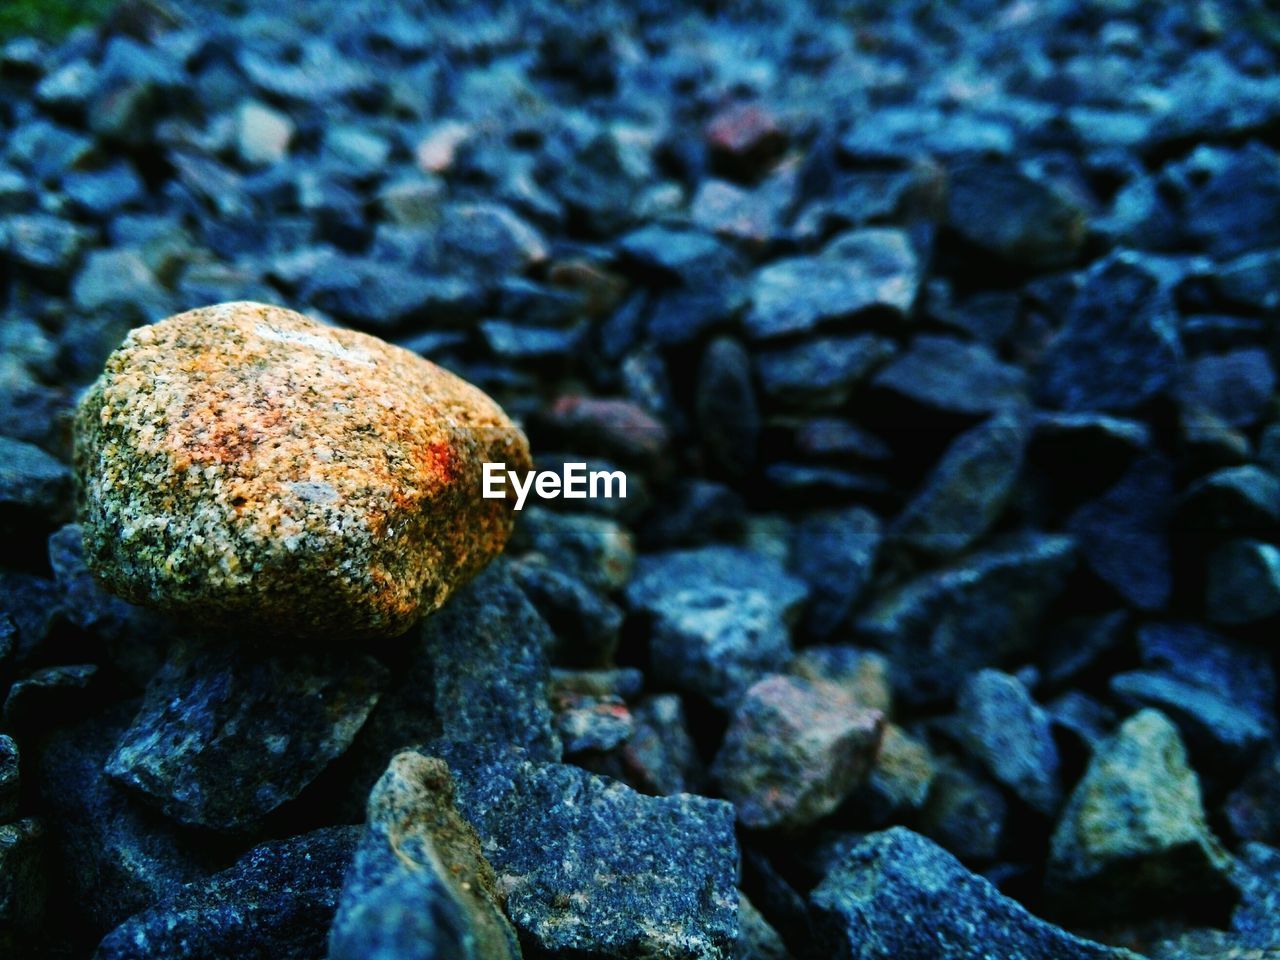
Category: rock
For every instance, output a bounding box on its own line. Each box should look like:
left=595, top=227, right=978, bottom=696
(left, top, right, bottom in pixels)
left=1046, top=691, right=1117, bottom=753
left=854, top=534, right=1075, bottom=704
left=435, top=742, right=740, bottom=960
left=1067, top=455, right=1174, bottom=610
left=789, top=508, right=881, bottom=641
left=1227, top=753, right=1280, bottom=845
left=3, top=664, right=98, bottom=732
left=1111, top=621, right=1275, bottom=769
left=329, top=752, right=519, bottom=960
left=73, top=302, right=529, bottom=641
left=0, top=213, right=92, bottom=279
left=872, top=335, right=1028, bottom=416
left=235, top=100, right=294, bottom=167
left=509, top=508, right=634, bottom=593
left=706, top=103, right=787, bottom=182
left=650, top=586, right=793, bottom=711
left=697, top=336, right=759, bottom=480
left=945, top=160, right=1088, bottom=270
left=1205, top=539, right=1280, bottom=625
left=0, top=435, right=71, bottom=540
left=712, top=674, right=884, bottom=830
left=755, top=335, right=895, bottom=409
left=628, top=545, right=808, bottom=626
left=63, top=163, right=145, bottom=218
left=1036, top=253, right=1182, bottom=413
left=104, top=637, right=387, bottom=830
left=854, top=723, right=937, bottom=826
left=71, top=248, right=163, bottom=314
left=0, top=818, right=46, bottom=937
left=1047, top=709, right=1236, bottom=919
left=744, top=229, right=920, bottom=340
left=550, top=685, right=633, bottom=755
left=39, top=710, right=218, bottom=934
left=430, top=202, right=548, bottom=280
left=917, top=757, right=1007, bottom=861
left=810, top=828, right=1135, bottom=960
left=1179, top=348, right=1276, bottom=428
left=638, top=480, right=745, bottom=550
left=608, top=693, right=703, bottom=796
left=954, top=670, right=1061, bottom=816
left=535, top=395, right=670, bottom=469
left=377, top=176, right=445, bottom=226
left=0, top=735, right=16, bottom=823
left=893, top=413, right=1027, bottom=557
left=509, top=557, right=622, bottom=668
left=1181, top=465, right=1280, bottom=537
left=95, top=826, right=359, bottom=960
left=788, top=647, right=893, bottom=715
left=737, top=892, right=793, bottom=960
left=1181, top=143, right=1280, bottom=258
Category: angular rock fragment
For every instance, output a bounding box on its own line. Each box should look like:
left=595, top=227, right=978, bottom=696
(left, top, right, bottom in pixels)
left=95, top=826, right=359, bottom=960
left=329, top=752, right=520, bottom=960
left=436, top=742, right=740, bottom=960
left=1047, top=710, right=1237, bottom=919
left=105, top=637, right=388, bottom=830
left=810, top=828, right=1137, bottom=960
left=713, top=674, right=884, bottom=830
left=74, top=302, right=530, bottom=641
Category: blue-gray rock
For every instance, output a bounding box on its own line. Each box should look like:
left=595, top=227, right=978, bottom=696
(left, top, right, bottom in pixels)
left=510, top=508, right=634, bottom=593
left=789, top=507, right=881, bottom=641
left=638, top=480, right=745, bottom=550
left=737, top=892, right=793, bottom=960
left=873, top=335, right=1027, bottom=416
left=1046, top=691, right=1117, bottom=753
left=3, top=663, right=98, bottom=732
left=104, top=638, right=388, bottom=830
left=628, top=545, right=808, bottom=625
left=0, top=213, right=92, bottom=278
left=1181, top=143, right=1280, bottom=259
left=744, top=229, right=919, bottom=340
left=854, top=534, right=1075, bottom=704
left=95, top=826, right=359, bottom=960
left=1229, top=842, right=1280, bottom=949
left=608, top=693, right=704, bottom=796
left=0, top=818, right=46, bottom=938
left=1205, top=538, right=1280, bottom=625
left=1179, top=349, right=1276, bottom=428
left=788, top=647, right=892, bottom=715
left=1036, top=253, right=1182, bottom=413
left=810, top=828, right=1134, bottom=960
left=1066, top=455, right=1173, bottom=611
left=62, top=163, right=146, bottom=219
left=893, top=413, right=1027, bottom=557
left=712, top=674, right=884, bottom=830
left=0, top=735, right=16, bottom=823
left=651, top=584, right=792, bottom=712
left=945, top=160, right=1088, bottom=270
left=1047, top=710, right=1236, bottom=919
left=39, top=709, right=219, bottom=935
left=329, top=752, right=519, bottom=960
left=509, top=556, right=622, bottom=668
left=1215, top=249, right=1280, bottom=311
left=954, top=669, right=1061, bottom=816
left=0, top=435, right=71, bottom=539
left=1181, top=465, right=1280, bottom=537
left=755, top=335, right=895, bottom=408
left=433, top=741, right=740, bottom=959
left=697, top=336, right=759, bottom=480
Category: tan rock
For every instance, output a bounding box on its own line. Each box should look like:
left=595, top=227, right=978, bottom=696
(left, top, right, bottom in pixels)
left=73, top=301, right=529, bottom=640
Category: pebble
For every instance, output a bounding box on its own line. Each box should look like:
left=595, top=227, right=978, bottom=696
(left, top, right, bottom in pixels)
left=73, top=302, right=530, bottom=641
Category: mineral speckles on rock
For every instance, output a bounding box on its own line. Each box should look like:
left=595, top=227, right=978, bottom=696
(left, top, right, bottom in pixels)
left=73, top=301, right=531, bottom=640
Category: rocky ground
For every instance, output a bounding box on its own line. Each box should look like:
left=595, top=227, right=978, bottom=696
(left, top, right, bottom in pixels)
left=3, top=0, right=1280, bottom=957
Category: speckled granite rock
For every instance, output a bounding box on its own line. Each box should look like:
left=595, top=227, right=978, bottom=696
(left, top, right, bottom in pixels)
left=73, top=301, right=530, bottom=641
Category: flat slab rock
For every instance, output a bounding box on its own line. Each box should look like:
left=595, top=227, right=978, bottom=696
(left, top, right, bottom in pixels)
left=73, top=301, right=530, bottom=641
left=434, top=740, right=740, bottom=960
left=105, top=637, right=388, bottom=830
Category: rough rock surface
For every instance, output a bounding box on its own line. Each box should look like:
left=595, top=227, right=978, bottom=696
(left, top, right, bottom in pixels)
left=329, top=752, right=519, bottom=960
left=74, top=301, right=530, bottom=640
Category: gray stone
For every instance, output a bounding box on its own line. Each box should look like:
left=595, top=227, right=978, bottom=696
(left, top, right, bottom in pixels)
left=0, top=735, right=16, bottom=823
left=105, top=638, right=388, bottom=830
left=755, top=335, right=895, bottom=408
left=1206, top=539, right=1280, bottom=625
left=873, top=335, right=1028, bottom=416
left=789, top=508, right=882, bottom=641
left=810, top=828, right=1137, bottom=960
